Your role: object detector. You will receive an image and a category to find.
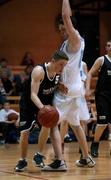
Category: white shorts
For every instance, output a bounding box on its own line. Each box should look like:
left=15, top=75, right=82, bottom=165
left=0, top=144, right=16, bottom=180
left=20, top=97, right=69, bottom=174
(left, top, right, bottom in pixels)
left=77, top=97, right=90, bottom=122
left=53, top=93, right=80, bottom=126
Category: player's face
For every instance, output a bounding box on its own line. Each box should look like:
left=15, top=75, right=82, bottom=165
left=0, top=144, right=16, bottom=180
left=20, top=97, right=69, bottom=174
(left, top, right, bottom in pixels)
left=54, top=59, right=67, bottom=74
left=106, top=41, right=111, bottom=55
left=59, top=24, right=68, bottom=40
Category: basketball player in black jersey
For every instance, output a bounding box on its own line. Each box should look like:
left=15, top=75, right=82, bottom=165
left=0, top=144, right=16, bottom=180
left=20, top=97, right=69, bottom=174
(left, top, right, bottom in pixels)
left=86, top=40, right=111, bottom=157
left=15, top=50, right=69, bottom=172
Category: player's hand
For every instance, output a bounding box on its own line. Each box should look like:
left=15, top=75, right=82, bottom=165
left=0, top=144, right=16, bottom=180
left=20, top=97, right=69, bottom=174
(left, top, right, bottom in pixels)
left=57, top=82, right=68, bottom=94
left=85, top=89, right=92, bottom=100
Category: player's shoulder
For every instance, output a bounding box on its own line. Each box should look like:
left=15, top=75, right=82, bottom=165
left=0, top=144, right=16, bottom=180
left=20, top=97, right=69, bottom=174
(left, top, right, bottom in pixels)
left=31, top=64, right=45, bottom=79
left=95, top=56, right=104, bottom=64
left=32, top=64, right=44, bottom=74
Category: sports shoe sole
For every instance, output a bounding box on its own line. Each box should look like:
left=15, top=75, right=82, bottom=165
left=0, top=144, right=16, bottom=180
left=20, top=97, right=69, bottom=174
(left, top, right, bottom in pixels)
left=14, top=166, right=27, bottom=172
left=75, top=160, right=95, bottom=168
left=41, top=165, right=67, bottom=171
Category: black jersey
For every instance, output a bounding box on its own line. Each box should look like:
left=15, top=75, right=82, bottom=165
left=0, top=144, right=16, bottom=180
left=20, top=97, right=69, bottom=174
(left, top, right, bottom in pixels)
left=95, top=56, right=111, bottom=95
left=20, top=64, right=60, bottom=112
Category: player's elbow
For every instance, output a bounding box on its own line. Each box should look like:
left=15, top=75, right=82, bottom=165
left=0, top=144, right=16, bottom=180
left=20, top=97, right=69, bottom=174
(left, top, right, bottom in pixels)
left=62, top=12, right=69, bottom=21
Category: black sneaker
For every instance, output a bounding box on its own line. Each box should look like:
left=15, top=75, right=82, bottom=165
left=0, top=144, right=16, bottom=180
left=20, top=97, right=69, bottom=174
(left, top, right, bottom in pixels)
left=75, top=155, right=95, bottom=167
left=15, top=159, right=27, bottom=172
left=41, top=159, right=67, bottom=171
left=91, top=142, right=99, bottom=157
left=33, top=152, right=45, bottom=168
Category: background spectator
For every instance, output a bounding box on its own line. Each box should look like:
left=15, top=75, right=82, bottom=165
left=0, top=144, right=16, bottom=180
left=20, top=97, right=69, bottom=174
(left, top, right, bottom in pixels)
left=20, top=64, right=34, bottom=83
left=0, top=101, right=19, bottom=145
left=1, top=71, right=14, bottom=96
left=20, top=52, right=35, bottom=66
left=0, top=58, right=13, bottom=81
left=0, top=78, right=7, bottom=109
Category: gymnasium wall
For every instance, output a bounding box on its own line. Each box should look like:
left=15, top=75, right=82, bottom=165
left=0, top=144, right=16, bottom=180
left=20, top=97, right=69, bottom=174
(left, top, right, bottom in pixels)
left=99, top=12, right=111, bottom=56
left=0, top=0, right=111, bottom=65
left=0, top=0, right=62, bottom=65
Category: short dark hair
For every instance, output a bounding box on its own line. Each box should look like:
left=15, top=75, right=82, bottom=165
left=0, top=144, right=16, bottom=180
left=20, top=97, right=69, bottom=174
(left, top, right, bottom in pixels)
left=52, top=50, right=69, bottom=61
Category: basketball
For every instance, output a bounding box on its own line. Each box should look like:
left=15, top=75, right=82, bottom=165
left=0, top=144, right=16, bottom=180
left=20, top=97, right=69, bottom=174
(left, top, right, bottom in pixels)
left=8, top=113, right=18, bottom=121
left=38, top=105, right=59, bottom=128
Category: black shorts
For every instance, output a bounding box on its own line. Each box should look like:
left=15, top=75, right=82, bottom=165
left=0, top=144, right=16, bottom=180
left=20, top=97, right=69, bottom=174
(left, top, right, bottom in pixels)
left=95, top=93, right=111, bottom=124
left=19, top=106, right=39, bottom=132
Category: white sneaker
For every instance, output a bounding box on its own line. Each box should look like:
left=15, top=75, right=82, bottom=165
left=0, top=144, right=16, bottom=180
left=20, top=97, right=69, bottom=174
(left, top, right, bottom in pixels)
left=41, top=159, right=67, bottom=171
left=75, top=155, right=95, bottom=168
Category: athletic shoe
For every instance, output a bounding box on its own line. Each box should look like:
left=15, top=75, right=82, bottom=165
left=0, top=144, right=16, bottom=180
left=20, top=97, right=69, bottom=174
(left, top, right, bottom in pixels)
left=91, top=142, right=99, bottom=157
left=41, top=159, right=67, bottom=171
left=75, top=155, right=95, bottom=167
left=15, top=159, right=27, bottom=172
left=64, top=134, right=72, bottom=143
left=33, top=152, right=45, bottom=168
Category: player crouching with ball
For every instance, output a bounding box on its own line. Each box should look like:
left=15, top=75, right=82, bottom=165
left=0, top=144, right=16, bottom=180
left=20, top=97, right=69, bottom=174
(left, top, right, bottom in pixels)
left=15, top=50, right=69, bottom=172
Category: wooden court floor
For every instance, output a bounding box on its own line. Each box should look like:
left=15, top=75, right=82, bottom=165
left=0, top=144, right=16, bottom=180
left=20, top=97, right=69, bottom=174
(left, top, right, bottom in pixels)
left=0, top=141, right=111, bottom=180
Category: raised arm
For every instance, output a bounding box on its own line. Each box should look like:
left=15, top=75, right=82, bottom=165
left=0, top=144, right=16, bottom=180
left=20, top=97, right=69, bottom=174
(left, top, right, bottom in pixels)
left=62, top=0, right=81, bottom=52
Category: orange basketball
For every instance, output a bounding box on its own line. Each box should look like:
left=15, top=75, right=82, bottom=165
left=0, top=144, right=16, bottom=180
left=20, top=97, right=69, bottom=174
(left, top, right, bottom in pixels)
left=38, top=105, right=59, bottom=128
left=8, top=113, right=18, bottom=121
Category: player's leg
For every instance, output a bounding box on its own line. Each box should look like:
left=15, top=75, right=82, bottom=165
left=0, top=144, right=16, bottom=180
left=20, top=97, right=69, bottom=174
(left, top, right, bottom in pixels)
left=79, top=97, right=90, bottom=153
left=42, top=125, right=67, bottom=171
left=33, top=126, right=50, bottom=167
left=15, top=108, right=36, bottom=172
left=68, top=98, right=95, bottom=167
left=90, top=95, right=108, bottom=157
left=60, top=120, right=69, bottom=153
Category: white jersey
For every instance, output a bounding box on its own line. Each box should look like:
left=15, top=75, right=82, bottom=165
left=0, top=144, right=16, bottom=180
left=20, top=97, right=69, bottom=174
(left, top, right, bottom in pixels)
left=53, top=38, right=89, bottom=125
left=59, top=38, right=85, bottom=98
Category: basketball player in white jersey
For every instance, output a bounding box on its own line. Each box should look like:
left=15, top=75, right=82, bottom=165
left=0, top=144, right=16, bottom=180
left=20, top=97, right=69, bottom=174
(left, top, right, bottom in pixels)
left=59, top=60, right=90, bottom=154
left=51, top=0, right=95, bottom=167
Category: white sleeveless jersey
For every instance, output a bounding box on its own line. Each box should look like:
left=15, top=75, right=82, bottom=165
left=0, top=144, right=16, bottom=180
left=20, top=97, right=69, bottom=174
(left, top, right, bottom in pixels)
left=59, top=38, right=85, bottom=98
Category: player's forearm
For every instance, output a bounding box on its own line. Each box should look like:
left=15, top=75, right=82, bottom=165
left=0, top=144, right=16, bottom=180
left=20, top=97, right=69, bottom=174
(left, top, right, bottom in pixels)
left=62, top=0, right=72, bottom=18
left=86, top=73, right=92, bottom=91
left=31, top=93, right=44, bottom=109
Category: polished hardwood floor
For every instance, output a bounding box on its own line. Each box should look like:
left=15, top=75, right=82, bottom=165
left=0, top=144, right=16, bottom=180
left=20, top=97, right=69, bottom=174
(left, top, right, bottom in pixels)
left=0, top=141, right=111, bottom=180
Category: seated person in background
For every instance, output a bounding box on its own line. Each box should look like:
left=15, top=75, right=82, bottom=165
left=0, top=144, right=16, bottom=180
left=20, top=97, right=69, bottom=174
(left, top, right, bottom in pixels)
left=12, top=64, right=34, bottom=95
left=13, top=74, right=22, bottom=96
left=20, top=52, right=35, bottom=66
left=1, top=71, right=14, bottom=96
left=0, top=78, right=7, bottom=109
left=0, top=100, right=19, bottom=144
left=0, top=58, right=13, bottom=81
left=20, top=64, right=34, bottom=83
